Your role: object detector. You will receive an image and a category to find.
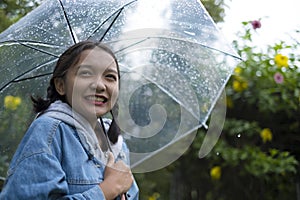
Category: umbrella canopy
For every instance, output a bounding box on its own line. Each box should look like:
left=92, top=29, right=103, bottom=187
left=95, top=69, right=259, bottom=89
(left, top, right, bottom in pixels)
left=0, top=0, right=241, bottom=172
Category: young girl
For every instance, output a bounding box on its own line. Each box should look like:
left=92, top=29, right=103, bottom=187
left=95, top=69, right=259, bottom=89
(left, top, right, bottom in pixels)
left=0, top=41, right=139, bottom=200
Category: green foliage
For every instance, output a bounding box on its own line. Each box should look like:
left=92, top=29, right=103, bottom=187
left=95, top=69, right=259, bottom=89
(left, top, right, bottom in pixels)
left=230, top=24, right=300, bottom=116
left=138, top=22, right=300, bottom=199
left=200, top=0, right=226, bottom=23
left=0, top=96, right=33, bottom=178
left=0, top=0, right=40, bottom=32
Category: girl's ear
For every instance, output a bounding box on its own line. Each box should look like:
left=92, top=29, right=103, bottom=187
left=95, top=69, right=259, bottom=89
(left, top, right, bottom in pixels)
left=54, top=78, right=66, bottom=95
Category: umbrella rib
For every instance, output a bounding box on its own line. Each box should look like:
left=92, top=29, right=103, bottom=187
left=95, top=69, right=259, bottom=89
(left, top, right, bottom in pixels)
left=114, top=35, right=240, bottom=124
left=0, top=40, right=57, bottom=46
left=111, top=35, right=242, bottom=60
left=98, top=7, right=123, bottom=42
left=0, top=57, right=56, bottom=92
left=130, top=70, right=201, bottom=122
left=114, top=38, right=149, bottom=54
left=87, top=0, right=138, bottom=41
left=112, top=35, right=240, bottom=125
left=124, top=67, right=213, bottom=128
left=0, top=72, right=53, bottom=92
left=0, top=40, right=60, bottom=58
left=162, top=36, right=242, bottom=60
left=58, top=0, right=77, bottom=44
left=13, top=72, right=53, bottom=83
left=131, top=124, right=202, bottom=168
left=17, top=40, right=60, bottom=58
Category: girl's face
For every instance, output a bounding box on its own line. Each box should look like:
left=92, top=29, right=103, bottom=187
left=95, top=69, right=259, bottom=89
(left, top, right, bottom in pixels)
left=55, top=47, right=119, bottom=126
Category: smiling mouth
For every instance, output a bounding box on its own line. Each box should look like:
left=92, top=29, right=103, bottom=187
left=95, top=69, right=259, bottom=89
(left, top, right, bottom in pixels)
left=86, top=96, right=108, bottom=103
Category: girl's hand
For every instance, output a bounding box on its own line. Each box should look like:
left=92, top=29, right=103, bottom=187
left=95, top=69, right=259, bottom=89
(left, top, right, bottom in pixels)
left=99, top=152, right=133, bottom=200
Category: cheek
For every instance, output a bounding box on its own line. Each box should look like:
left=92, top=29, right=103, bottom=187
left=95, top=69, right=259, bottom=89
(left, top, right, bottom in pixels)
left=67, top=82, right=84, bottom=102
left=110, top=86, right=119, bottom=101
left=65, top=88, right=75, bottom=105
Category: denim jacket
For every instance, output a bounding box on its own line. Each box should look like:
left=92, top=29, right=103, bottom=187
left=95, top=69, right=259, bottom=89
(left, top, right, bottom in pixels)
left=0, top=101, right=139, bottom=200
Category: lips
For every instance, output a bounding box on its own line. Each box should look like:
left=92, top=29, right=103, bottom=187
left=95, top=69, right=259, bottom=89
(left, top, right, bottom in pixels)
left=85, top=95, right=108, bottom=103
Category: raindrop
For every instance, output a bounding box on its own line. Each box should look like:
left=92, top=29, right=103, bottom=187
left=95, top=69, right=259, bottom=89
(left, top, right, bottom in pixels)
left=143, top=87, right=153, bottom=97
left=256, top=71, right=262, bottom=77
left=216, top=152, right=220, bottom=156
left=281, top=67, right=287, bottom=72
left=237, top=134, right=241, bottom=138
left=184, top=30, right=195, bottom=36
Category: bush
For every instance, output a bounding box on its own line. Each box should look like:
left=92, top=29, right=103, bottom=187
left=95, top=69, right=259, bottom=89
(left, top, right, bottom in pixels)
left=136, top=20, right=300, bottom=200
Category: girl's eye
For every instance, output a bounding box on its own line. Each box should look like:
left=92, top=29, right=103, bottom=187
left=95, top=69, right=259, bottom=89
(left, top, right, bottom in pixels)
left=106, top=74, right=117, bottom=81
left=78, top=70, right=93, bottom=76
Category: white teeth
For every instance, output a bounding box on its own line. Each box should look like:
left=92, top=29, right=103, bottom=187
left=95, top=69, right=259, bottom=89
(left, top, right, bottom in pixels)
left=87, top=96, right=105, bottom=102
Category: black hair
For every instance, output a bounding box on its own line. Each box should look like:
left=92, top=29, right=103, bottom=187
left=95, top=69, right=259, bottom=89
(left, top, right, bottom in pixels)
left=31, top=40, right=121, bottom=144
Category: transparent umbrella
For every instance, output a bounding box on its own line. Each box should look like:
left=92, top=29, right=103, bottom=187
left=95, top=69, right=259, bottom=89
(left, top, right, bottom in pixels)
left=0, top=0, right=241, bottom=173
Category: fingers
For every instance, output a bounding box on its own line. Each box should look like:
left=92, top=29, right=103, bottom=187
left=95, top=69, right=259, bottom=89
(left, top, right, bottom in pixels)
left=106, top=151, right=115, bottom=167
left=106, top=151, right=131, bottom=174
left=102, top=153, right=134, bottom=196
left=121, top=194, right=126, bottom=200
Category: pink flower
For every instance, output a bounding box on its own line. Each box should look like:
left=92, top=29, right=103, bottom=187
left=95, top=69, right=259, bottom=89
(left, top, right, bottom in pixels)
left=251, top=20, right=261, bottom=29
left=274, top=72, right=284, bottom=84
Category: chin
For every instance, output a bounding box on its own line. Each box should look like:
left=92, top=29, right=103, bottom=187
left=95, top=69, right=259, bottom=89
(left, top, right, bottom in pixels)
left=96, top=112, right=108, bottom=118
left=95, top=109, right=110, bottom=117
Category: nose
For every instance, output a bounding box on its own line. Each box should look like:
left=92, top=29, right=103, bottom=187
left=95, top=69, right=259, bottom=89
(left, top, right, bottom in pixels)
left=90, top=77, right=105, bottom=92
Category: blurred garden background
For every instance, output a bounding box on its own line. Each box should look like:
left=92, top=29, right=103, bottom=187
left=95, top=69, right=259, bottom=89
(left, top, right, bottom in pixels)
left=0, top=0, right=299, bottom=199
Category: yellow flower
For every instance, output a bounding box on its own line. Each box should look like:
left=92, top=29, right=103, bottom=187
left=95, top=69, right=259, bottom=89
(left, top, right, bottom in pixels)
left=234, top=66, right=242, bottom=75
left=274, top=54, right=289, bottom=68
left=233, top=80, right=248, bottom=92
left=260, top=128, right=273, bottom=143
left=210, top=166, right=221, bottom=180
left=4, top=95, right=22, bottom=110
left=148, top=192, right=160, bottom=200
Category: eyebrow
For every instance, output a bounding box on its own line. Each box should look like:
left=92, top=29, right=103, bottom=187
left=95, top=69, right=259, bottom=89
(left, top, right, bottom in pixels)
left=105, top=68, right=118, bottom=74
left=76, top=64, right=118, bottom=74
left=76, top=64, right=92, bottom=70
